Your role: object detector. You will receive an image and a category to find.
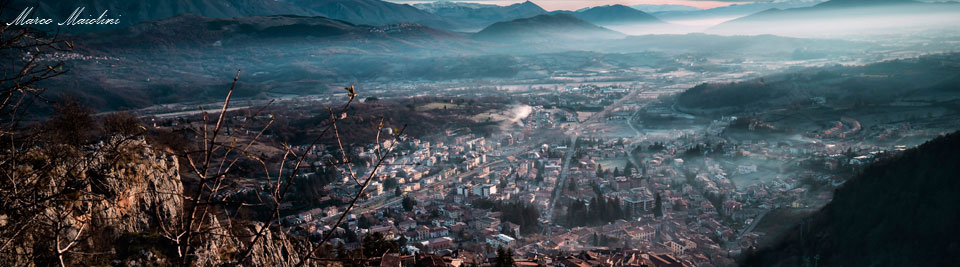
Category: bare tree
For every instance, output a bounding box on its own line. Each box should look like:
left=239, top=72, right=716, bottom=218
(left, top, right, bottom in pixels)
left=0, top=2, right=413, bottom=264
left=0, top=7, right=87, bottom=265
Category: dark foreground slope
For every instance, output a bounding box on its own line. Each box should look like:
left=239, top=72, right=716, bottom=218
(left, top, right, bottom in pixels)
left=743, top=130, right=960, bottom=266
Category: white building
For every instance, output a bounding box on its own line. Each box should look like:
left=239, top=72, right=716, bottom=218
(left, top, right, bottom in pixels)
left=473, top=184, right=498, bottom=198
left=486, top=234, right=516, bottom=248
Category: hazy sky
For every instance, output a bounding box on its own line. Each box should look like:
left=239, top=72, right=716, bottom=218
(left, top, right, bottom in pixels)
left=387, top=0, right=757, bottom=11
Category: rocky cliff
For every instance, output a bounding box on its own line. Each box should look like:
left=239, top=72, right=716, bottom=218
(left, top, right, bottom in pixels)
left=0, top=136, right=305, bottom=265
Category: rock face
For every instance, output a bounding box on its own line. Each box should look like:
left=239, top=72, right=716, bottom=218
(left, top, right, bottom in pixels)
left=91, top=138, right=184, bottom=234
left=0, top=137, right=185, bottom=264
left=0, top=136, right=301, bottom=265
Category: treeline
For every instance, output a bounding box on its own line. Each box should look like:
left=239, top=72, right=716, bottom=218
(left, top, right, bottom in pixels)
left=325, top=232, right=409, bottom=266
left=563, top=196, right=631, bottom=227
left=289, top=165, right=340, bottom=206
left=472, top=199, right=541, bottom=235
left=594, top=161, right=636, bottom=178
left=533, top=161, right=545, bottom=183
left=682, top=142, right=725, bottom=159
left=677, top=81, right=772, bottom=109
left=592, top=232, right=621, bottom=247
left=633, top=142, right=666, bottom=155
left=576, top=136, right=604, bottom=148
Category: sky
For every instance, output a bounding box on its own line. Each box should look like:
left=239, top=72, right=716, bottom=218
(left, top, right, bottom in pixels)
left=386, top=0, right=756, bottom=11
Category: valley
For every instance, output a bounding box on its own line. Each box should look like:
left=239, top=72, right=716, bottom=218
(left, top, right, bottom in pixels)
left=2, top=0, right=960, bottom=266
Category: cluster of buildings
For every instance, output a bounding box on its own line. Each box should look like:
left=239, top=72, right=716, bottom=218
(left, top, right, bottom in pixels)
left=266, top=105, right=582, bottom=260
left=247, top=82, right=918, bottom=267
left=363, top=249, right=687, bottom=267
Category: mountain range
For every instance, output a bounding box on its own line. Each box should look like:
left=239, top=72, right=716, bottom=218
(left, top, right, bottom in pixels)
left=6, top=0, right=316, bottom=32
left=12, top=0, right=892, bottom=114
left=6, top=0, right=450, bottom=31
left=709, top=0, right=960, bottom=36
left=412, top=1, right=547, bottom=31
left=7, top=0, right=671, bottom=34
left=650, top=0, right=823, bottom=23
left=815, top=0, right=918, bottom=7
left=552, top=5, right=664, bottom=26
left=631, top=4, right=700, bottom=13
left=473, top=13, right=624, bottom=44
left=75, top=14, right=472, bottom=51
left=282, top=0, right=451, bottom=28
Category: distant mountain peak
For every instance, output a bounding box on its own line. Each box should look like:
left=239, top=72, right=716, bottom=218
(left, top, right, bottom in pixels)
left=568, top=4, right=665, bottom=25
left=709, top=0, right=958, bottom=36
left=816, top=0, right=917, bottom=7
left=824, top=0, right=914, bottom=3
left=414, top=0, right=546, bottom=31
left=513, top=1, right=546, bottom=11
left=473, top=13, right=623, bottom=43
left=630, top=4, right=701, bottom=13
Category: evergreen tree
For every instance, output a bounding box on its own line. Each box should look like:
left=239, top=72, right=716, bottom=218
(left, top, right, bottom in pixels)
left=335, top=242, right=348, bottom=259
left=362, top=232, right=400, bottom=258
left=495, top=246, right=515, bottom=267
left=402, top=196, right=415, bottom=211
left=654, top=193, right=663, bottom=218
left=383, top=177, right=399, bottom=189
left=499, top=201, right=541, bottom=234
left=398, top=236, right=408, bottom=255
left=565, top=197, right=629, bottom=227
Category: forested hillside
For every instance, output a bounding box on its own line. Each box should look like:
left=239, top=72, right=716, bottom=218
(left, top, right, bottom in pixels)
left=744, top=130, right=960, bottom=266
